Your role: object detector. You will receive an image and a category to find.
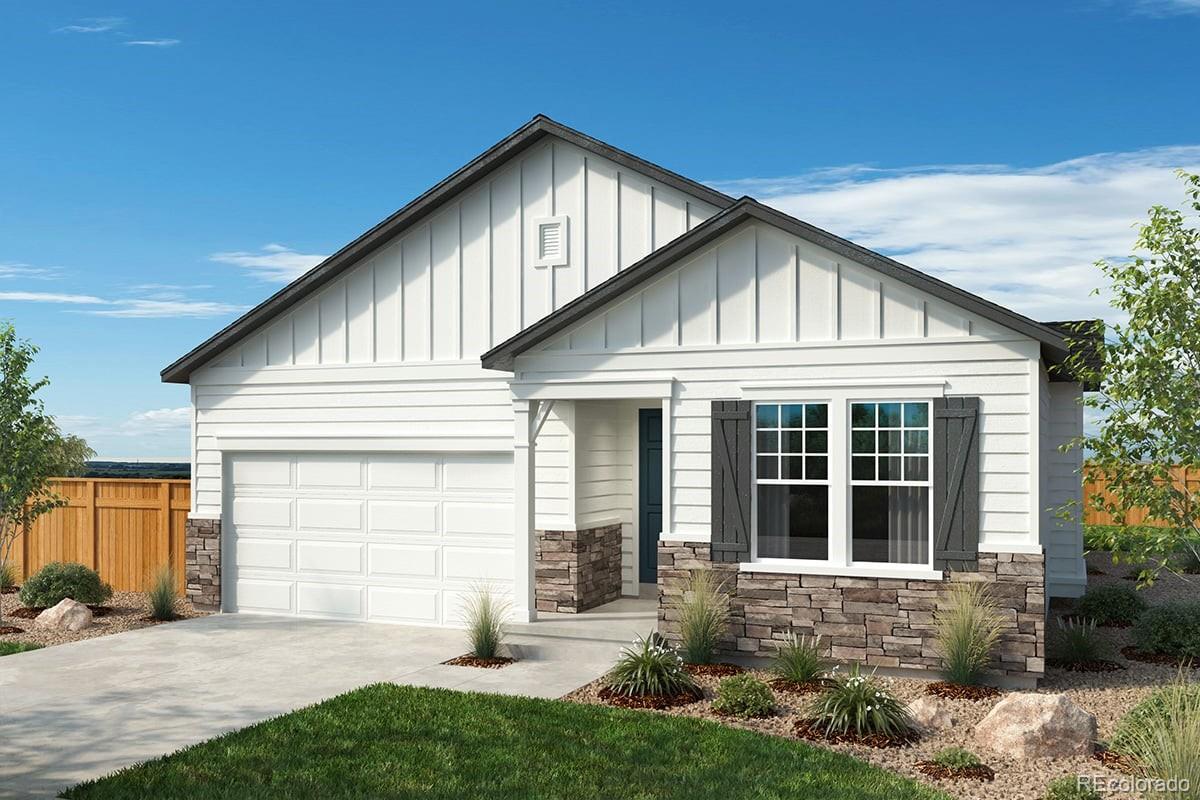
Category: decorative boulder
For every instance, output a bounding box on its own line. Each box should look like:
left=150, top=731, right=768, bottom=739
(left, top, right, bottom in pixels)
left=906, top=696, right=957, bottom=732
left=34, top=598, right=93, bottom=632
left=973, top=693, right=1096, bottom=759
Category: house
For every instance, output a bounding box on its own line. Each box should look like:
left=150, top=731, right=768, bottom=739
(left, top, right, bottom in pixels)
left=163, top=115, right=1087, bottom=685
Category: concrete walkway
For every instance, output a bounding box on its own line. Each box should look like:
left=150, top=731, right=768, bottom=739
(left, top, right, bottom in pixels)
left=0, top=600, right=655, bottom=799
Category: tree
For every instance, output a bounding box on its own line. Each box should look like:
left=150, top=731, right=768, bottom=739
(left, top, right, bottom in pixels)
left=0, top=323, right=94, bottom=622
left=1059, top=170, right=1200, bottom=584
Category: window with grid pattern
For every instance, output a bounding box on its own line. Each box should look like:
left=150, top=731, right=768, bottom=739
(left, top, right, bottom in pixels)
left=754, top=403, right=829, bottom=560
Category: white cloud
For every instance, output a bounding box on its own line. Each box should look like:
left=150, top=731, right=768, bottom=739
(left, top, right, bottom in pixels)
left=0, top=290, right=107, bottom=304
left=711, top=145, right=1200, bottom=323
left=54, top=17, right=125, bottom=34
left=0, top=289, right=244, bottom=318
left=121, top=407, right=190, bottom=433
left=0, top=263, right=59, bottom=280
left=1125, top=0, right=1200, bottom=16
left=210, top=243, right=328, bottom=282
left=124, top=39, right=180, bottom=48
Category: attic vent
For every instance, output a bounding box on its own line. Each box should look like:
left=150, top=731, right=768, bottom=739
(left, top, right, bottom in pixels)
left=532, top=215, right=569, bottom=268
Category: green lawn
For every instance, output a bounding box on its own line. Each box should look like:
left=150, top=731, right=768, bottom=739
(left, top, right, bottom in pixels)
left=0, top=641, right=42, bottom=656
left=63, top=684, right=946, bottom=800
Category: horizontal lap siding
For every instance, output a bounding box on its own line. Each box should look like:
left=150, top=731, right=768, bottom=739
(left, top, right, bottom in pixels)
left=1043, top=380, right=1085, bottom=595
left=574, top=401, right=636, bottom=594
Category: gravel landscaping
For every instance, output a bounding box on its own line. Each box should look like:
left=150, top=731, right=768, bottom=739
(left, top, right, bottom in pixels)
left=0, top=589, right=208, bottom=648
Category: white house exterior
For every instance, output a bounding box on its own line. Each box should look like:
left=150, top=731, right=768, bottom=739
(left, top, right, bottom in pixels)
left=164, top=115, right=1088, bottom=684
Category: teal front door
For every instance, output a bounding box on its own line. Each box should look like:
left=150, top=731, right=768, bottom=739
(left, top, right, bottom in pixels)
left=638, top=409, right=663, bottom=584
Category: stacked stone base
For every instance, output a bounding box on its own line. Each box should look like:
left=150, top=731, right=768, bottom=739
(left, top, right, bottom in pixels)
left=658, top=542, right=1044, bottom=683
left=535, top=524, right=623, bottom=613
left=184, top=517, right=222, bottom=611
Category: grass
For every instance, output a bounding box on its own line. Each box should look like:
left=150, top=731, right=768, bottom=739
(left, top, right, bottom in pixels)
left=0, top=641, right=43, bottom=657
left=62, top=684, right=948, bottom=800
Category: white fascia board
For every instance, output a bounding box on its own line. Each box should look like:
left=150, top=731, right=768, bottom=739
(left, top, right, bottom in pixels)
left=510, top=377, right=675, bottom=401
left=214, top=435, right=513, bottom=452
left=740, top=377, right=948, bottom=400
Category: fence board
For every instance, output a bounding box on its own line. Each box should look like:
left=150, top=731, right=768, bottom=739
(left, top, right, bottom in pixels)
left=8, top=478, right=190, bottom=592
left=1083, top=465, right=1200, bottom=527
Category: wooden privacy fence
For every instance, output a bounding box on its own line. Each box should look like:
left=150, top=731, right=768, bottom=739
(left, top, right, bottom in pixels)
left=9, top=478, right=191, bottom=592
left=1083, top=465, right=1200, bottom=526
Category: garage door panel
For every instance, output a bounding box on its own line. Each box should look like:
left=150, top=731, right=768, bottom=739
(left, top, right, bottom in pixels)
left=297, top=456, right=364, bottom=488
left=297, top=541, right=363, bottom=574
left=230, top=456, right=291, bottom=487
left=444, top=502, right=511, bottom=536
left=368, top=543, right=439, bottom=578
left=368, top=456, right=438, bottom=490
left=444, top=547, right=514, bottom=581
left=368, top=501, right=438, bottom=534
left=444, top=454, right=511, bottom=491
left=368, top=586, right=439, bottom=623
left=236, top=579, right=294, bottom=613
left=296, top=498, right=363, bottom=531
left=233, top=497, right=293, bottom=528
left=297, top=582, right=363, bottom=618
left=236, top=538, right=293, bottom=570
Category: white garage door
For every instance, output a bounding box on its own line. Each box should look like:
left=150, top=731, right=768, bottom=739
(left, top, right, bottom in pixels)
left=225, top=452, right=514, bottom=626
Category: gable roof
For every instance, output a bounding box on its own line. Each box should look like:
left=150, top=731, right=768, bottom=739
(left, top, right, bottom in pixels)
left=480, top=197, right=1075, bottom=372
left=161, top=115, right=735, bottom=384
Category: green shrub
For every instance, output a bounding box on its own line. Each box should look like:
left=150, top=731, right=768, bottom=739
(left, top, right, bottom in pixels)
left=0, top=641, right=44, bottom=657
left=711, top=674, right=775, bottom=718
left=808, top=664, right=912, bottom=738
left=1132, top=601, right=1200, bottom=658
left=460, top=582, right=510, bottom=659
left=669, top=568, right=731, bottom=664
left=1050, top=618, right=1112, bottom=666
left=604, top=634, right=699, bottom=698
left=1042, top=776, right=1102, bottom=800
left=147, top=564, right=178, bottom=621
left=934, top=582, right=1003, bottom=685
left=1170, top=542, right=1200, bottom=574
left=1109, top=674, right=1200, bottom=798
left=930, top=747, right=981, bottom=769
left=1076, top=583, right=1147, bottom=625
left=18, top=561, right=112, bottom=608
left=0, top=559, right=16, bottom=590
left=770, top=633, right=826, bottom=684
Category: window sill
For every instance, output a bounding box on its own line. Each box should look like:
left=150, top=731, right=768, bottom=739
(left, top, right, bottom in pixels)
left=739, top=560, right=944, bottom=582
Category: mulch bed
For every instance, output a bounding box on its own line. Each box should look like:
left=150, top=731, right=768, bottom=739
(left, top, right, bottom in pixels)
left=925, top=681, right=1001, bottom=701
left=793, top=718, right=920, bottom=749
left=8, top=607, right=41, bottom=619
left=712, top=705, right=776, bottom=719
left=915, top=761, right=995, bottom=781
left=768, top=678, right=828, bottom=695
left=0, top=586, right=18, bottom=595
left=0, top=626, right=23, bottom=635
left=596, top=686, right=703, bottom=710
left=1093, top=747, right=1138, bottom=774
left=443, top=655, right=515, bottom=669
left=1059, top=614, right=1132, bottom=629
left=1120, top=645, right=1198, bottom=668
left=1046, top=658, right=1126, bottom=673
left=685, top=662, right=745, bottom=677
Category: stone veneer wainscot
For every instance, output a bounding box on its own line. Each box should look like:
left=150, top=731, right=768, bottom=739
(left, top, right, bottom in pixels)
left=185, top=517, right=221, bottom=611
left=658, top=541, right=1045, bottom=683
left=535, top=524, right=623, bottom=613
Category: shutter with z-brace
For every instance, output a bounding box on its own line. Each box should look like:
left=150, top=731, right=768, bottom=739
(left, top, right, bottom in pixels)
left=710, top=400, right=752, bottom=563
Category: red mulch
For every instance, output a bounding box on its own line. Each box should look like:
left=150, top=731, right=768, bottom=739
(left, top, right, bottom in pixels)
left=0, top=626, right=23, bottom=635
left=793, top=718, right=920, bottom=749
left=443, top=655, right=515, bottom=669
left=915, top=761, right=995, bottom=781
left=925, top=681, right=1001, bottom=701
left=1047, top=658, right=1126, bottom=673
left=0, top=586, right=19, bottom=595
left=597, top=685, right=703, bottom=710
left=686, top=662, right=745, bottom=677
left=87, top=605, right=114, bottom=618
left=768, top=678, right=828, bottom=695
left=8, top=607, right=41, bottom=619
left=1093, top=747, right=1138, bottom=774
left=1120, top=645, right=1198, bottom=668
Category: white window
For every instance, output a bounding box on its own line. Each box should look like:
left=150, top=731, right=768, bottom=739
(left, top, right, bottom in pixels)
left=754, top=403, right=829, bottom=560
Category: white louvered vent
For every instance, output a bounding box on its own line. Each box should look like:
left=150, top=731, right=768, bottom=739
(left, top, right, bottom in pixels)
left=532, top=215, right=569, bottom=267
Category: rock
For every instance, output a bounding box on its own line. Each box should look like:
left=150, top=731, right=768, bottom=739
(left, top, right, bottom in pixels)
left=907, top=696, right=957, bottom=732
left=973, top=692, right=1096, bottom=759
left=34, top=598, right=93, bottom=632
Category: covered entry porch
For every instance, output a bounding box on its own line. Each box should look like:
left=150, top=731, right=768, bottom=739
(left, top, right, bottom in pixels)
left=510, top=378, right=676, bottom=622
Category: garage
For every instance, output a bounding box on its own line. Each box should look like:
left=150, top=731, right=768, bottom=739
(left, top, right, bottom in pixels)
left=224, top=452, right=514, bottom=626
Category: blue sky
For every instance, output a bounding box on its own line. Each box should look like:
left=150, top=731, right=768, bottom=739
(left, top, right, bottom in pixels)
left=2, top=1, right=1198, bottom=459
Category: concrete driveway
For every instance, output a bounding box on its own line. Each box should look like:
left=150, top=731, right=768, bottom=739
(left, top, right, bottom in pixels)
left=0, top=610, right=648, bottom=799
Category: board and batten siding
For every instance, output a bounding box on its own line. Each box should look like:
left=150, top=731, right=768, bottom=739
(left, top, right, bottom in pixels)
left=518, top=220, right=1054, bottom=558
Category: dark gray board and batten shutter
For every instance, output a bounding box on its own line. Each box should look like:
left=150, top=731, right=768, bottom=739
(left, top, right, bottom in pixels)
left=710, top=400, right=752, bottom=563
left=932, top=396, right=981, bottom=571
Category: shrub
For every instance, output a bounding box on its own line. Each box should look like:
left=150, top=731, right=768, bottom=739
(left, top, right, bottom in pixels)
left=1170, top=541, right=1200, bottom=574
left=668, top=568, right=731, bottom=664
left=1050, top=618, right=1112, bottom=666
left=808, top=664, right=912, bottom=738
left=147, top=564, right=178, bottom=621
left=1110, top=680, right=1200, bottom=755
left=771, top=633, right=826, bottom=684
left=1076, top=583, right=1146, bottom=625
left=934, top=582, right=1003, bottom=685
left=604, top=634, right=699, bottom=698
left=930, top=747, right=981, bottom=769
left=1132, top=601, right=1200, bottom=658
left=711, top=674, right=775, bottom=718
left=1042, top=776, right=1102, bottom=800
left=1109, top=674, right=1200, bottom=798
left=460, top=582, right=510, bottom=659
left=0, top=559, right=16, bottom=590
left=18, top=561, right=112, bottom=608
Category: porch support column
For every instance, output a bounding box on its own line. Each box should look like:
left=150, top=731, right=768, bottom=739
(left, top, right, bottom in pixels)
left=513, top=399, right=538, bottom=622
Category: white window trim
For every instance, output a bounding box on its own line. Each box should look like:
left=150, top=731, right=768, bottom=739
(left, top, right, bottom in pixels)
left=746, top=388, right=943, bottom=580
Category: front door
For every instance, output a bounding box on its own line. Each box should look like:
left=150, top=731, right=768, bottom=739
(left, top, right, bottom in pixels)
left=638, top=409, right=663, bottom=584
